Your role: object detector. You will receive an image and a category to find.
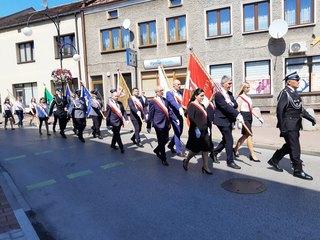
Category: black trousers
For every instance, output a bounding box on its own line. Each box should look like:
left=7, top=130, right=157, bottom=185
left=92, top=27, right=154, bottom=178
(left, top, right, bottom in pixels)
left=131, top=119, right=142, bottom=143
left=111, top=125, right=123, bottom=150
left=58, top=114, right=68, bottom=133
left=92, top=116, right=102, bottom=136
left=214, top=125, right=234, bottom=164
left=154, top=128, right=169, bottom=160
left=53, top=112, right=58, bottom=131
left=74, top=118, right=86, bottom=139
left=271, top=131, right=302, bottom=170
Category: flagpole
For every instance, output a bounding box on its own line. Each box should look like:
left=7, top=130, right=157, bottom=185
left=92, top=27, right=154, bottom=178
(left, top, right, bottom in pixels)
left=160, top=65, right=172, bottom=91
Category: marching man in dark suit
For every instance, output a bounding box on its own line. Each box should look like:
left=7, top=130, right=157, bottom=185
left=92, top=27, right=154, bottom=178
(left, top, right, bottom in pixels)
left=147, top=86, right=177, bottom=166
left=140, top=90, right=149, bottom=121
left=166, top=80, right=186, bottom=157
left=49, top=87, right=68, bottom=138
left=128, top=87, right=144, bottom=147
left=268, top=72, right=316, bottom=180
left=88, top=90, right=103, bottom=139
left=106, top=89, right=128, bottom=154
left=212, top=76, right=243, bottom=169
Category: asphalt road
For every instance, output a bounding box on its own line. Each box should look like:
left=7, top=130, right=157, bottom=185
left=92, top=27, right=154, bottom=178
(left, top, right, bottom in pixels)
left=1, top=126, right=320, bottom=240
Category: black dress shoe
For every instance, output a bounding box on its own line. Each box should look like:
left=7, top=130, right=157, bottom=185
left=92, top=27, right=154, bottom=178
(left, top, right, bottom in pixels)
left=136, top=143, right=144, bottom=148
left=111, top=145, right=118, bottom=150
left=293, top=170, right=313, bottom=180
left=161, top=159, right=169, bottom=166
left=202, top=167, right=213, bottom=175
left=210, top=153, right=220, bottom=163
left=227, top=162, right=241, bottom=169
left=233, top=148, right=239, bottom=158
left=168, top=146, right=176, bottom=153
left=98, top=135, right=103, bottom=139
left=60, top=132, right=67, bottom=138
left=249, top=155, right=261, bottom=162
left=120, top=149, right=125, bottom=154
left=153, top=149, right=161, bottom=159
left=267, top=159, right=283, bottom=172
left=182, top=159, right=188, bottom=171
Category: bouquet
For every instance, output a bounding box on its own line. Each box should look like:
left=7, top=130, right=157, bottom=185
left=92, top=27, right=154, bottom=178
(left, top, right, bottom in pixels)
left=51, top=68, right=73, bottom=84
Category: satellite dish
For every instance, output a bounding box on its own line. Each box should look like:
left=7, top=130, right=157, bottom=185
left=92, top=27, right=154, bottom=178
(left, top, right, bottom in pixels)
left=269, top=19, right=288, bottom=39
left=42, top=0, right=48, bottom=9
left=122, top=19, right=131, bottom=30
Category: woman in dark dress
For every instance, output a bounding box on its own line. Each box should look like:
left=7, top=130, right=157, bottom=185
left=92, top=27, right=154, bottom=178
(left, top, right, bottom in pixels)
left=183, top=88, right=212, bottom=175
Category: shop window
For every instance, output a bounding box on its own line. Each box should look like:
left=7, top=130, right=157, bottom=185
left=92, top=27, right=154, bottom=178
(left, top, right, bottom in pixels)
left=17, top=41, right=34, bottom=63
left=207, top=7, right=231, bottom=37
left=243, top=1, right=269, bottom=32
left=245, top=60, right=271, bottom=95
left=286, top=56, right=320, bottom=93
left=285, top=0, right=314, bottom=26
left=55, top=34, right=76, bottom=59
left=166, top=15, right=186, bottom=43
left=139, top=21, right=157, bottom=47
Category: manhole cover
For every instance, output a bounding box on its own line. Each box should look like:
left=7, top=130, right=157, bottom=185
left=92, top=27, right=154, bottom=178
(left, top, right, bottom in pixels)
left=221, top=178, right=267, bottom=194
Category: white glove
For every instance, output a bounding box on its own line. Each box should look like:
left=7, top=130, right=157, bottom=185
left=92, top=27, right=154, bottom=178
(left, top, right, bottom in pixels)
left=126, top=120, right=129, bottom=125
left=145, top=114, right=149, bottom=121
left=176, top=120, right=180, bottom=126
left=258, top=117, right=264, bottom=124
left=137, top=111, right=141, bottom=117
left=237, top=122, right=243, bottom=129
left=179, top=108, right=184, bottom=116
left=236, top=114, right=244, bottom=123
left=195, top=128, right=201, bottom=138
left=147, top=128, right=151, bottom=133
left=207, top=127, right=211, bottom=136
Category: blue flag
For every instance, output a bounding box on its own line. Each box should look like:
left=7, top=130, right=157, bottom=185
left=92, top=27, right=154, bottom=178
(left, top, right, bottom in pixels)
left=81, top=84, right=91, bottom=116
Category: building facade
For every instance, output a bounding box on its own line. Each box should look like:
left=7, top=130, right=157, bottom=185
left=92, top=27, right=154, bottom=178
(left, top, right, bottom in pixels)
left=0, top=2, right=85, bottom=110
left=83, top=0, right=320, bottom=112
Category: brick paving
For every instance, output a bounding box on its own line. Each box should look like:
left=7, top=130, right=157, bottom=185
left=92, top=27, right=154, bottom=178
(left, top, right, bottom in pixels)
left=0, top=187, right=20, bottom=234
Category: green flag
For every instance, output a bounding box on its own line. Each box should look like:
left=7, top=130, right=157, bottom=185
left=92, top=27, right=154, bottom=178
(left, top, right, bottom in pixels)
left=44, top=87, right=53, bottom=105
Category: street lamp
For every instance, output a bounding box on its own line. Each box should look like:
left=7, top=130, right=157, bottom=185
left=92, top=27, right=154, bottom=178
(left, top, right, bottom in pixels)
left=22, top=10, right=80, bottom=93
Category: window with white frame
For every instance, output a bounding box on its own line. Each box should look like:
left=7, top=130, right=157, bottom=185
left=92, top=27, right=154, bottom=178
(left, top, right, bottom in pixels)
left=166, top=15, right=186, bottom=43
left=243, top=1, right=269, bottom=32
left=245, top=60, right=271, bottom=95
left=101, top=27, right=130, bottom=52
left=207, top=7, right=231, bottom=37
left=55, top=34, right=76, bottom=58
left=285, top=0, right=314, bottom=26
left=169, top=0, right=182, bottom=7
left=286, top=56, right=320, bottom=93
left=210, top=64, right=232, bottom=82
left=139, top=21, right=157, bottom=47
left=17, top=41, right=34, bottom=63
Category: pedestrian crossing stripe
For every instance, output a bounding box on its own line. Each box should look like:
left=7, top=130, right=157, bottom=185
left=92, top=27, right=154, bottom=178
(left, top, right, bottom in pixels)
left=4, top=155, right=26, bottom=161
left=26, top=179, right=57, bottom=191
left=100, top=161, right=124, bottom=170
left=66, top=170, right=94, bottom=179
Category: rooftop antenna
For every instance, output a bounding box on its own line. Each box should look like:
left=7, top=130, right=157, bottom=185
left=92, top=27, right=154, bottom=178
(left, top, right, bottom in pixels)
left=268, top=19, right=288, bottom=39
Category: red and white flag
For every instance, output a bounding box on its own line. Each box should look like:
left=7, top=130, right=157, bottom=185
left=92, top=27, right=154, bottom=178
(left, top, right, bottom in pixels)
left=182, top=54, right=214, bottom=108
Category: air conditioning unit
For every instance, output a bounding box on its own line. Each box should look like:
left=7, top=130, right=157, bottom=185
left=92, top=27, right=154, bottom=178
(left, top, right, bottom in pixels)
left=289, top=42, right=307, bottom=54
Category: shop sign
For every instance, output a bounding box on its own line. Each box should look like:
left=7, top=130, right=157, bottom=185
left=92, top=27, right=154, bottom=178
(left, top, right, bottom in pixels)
left=143, top=56, right=182, bottom=69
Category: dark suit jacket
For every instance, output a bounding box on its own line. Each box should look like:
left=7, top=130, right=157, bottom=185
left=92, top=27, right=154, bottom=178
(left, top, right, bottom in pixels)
left=206, top=102, right=215, bottom=124
left=276, top=86, right=314, bottom=133
left=213, top=91, right=239, bottom=127
left=128, top=97, right=144, bottom=122
left=147, top=97, right=177, bottom=129
left=166, top=90, right=183, bottom=120
left=49, top=95, right=68, bottom=117
left=106, top=100, right=128, bottom=127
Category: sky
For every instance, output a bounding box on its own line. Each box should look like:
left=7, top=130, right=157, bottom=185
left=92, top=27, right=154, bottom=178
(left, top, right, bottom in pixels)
left=0, top=0, right=80, bottom=18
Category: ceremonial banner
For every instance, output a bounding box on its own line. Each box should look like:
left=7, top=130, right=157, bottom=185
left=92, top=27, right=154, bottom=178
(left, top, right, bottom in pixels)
left=158, top=65, right=171, bottom=96
left=182, top=54, right=214, bottom=108
left=80, top=83, right=92, bottom=116
left=44, top=87, right=53, bottom=106
left=117, top=71, right=131, bottom=110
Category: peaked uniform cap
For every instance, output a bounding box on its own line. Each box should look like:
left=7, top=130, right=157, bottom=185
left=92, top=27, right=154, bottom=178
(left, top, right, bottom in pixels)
left=284, top=72, right=300, bottom=81
left=90, top=90, right=98, bottom=95
left=110, top=88, right=117, bottom=93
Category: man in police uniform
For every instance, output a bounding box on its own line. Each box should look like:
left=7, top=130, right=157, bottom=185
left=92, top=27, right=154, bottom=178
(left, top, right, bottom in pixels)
left=71, top=89, right=87, bottom=142
left=128, top=87, right=144, bottom=147
left=268, top=72, right=316, bottom=180
left=88, top=90, right=103, bottom=139
left=49, top=87, right=68, bottom=138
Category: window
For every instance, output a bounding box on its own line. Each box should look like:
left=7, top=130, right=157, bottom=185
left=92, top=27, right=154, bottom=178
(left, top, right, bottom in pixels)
left=101, top=27, right=130, bottom=52
left=285, top=0, right=314, bottom=26
left=207, top=8, right=231, bottom=37
left=108, top=10, right=118, bottom=19
left=210, top=64, right=232, bottom=83
left=286, top=56, right=320, bottom=93
left=55, top=34, right=76, bottom=59
left=139, top=21, right=157, bottom=47
left=245, top=60, right=271, bottom=95
left=166, top=15, right=186, bottom=43
left=243, top=1, right=269, bottom=32
left=17, top=41, right=34, bottom=63
left=169, top=0, right=182, bottom=7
